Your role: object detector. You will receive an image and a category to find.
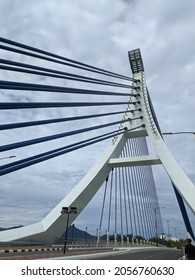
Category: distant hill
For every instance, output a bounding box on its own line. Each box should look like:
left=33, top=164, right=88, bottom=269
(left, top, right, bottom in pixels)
left=0, top=224, right=96, bottom=238
left=61, top=225, right=96, bottom=240
left=0, top=225, right=107, bottom=243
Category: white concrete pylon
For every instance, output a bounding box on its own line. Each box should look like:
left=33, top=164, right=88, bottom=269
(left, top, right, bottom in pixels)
left=0, top=49, right=194, bottom=245
left=135, top=70, right=195, bottom=216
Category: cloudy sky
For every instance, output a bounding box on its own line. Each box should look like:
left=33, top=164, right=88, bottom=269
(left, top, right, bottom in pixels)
left=0, top=0, right=195, bottom=239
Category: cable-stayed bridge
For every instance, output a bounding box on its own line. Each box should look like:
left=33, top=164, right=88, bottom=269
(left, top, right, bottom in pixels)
left=0, top=37, right=195, bottom=245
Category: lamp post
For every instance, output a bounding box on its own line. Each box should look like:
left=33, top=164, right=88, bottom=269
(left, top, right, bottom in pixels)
left=85, top=226, right=88, bottom=245
left=61, top=206, right=77, bottom=254
left=171, top=227, right=182, bottom=241
left=71, top=224, right=75, bottom=244
left=167, top=220, right=171, bottom=238
left=163, top=131, right=195, bottom=136
left=0, top=155, right=16, bottom=160
left=166, top=219, right=175, bottom=239
left=148, top=206, right=164, bottom=246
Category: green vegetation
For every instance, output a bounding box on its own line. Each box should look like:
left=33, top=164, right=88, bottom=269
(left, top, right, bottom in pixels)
left=150, top=237, right=186, bottom=249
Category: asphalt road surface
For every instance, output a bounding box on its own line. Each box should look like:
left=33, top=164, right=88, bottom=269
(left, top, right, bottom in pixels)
left=52, top=247, right=183, bottom=260
left=86, top=248, right=183, bottom=260
left=0, top=247, right=183, bottom=260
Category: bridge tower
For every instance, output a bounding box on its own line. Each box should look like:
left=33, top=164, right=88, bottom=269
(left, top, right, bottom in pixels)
left=0, top=46, right=194, bottom=244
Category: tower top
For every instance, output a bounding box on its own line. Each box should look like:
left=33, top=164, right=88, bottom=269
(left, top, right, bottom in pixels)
left=128, top=48, right=144, bottom=74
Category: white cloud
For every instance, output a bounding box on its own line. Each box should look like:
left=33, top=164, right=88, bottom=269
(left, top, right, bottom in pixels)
left=0, top=0, right=194, bottom=239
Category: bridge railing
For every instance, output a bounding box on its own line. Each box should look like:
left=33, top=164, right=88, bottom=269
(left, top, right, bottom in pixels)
left=53, top=237, right=156, bottom=248
left=0, top=237, right=157, bottom=249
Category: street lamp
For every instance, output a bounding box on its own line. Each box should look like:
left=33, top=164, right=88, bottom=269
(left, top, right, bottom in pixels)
left=85, top=226, right=88, bottom=245
left=71, top=224, right=75, bottom=244
left=0, top=155, right=16, bottom=160
left=61, top=206, right=77, bottom=254
left=171, top=227, right=182, bottom=241
left=163, top=131, right=195, bottom=136
left=148, top=206, right=164, bottom=246
left=166, top=219, right=175, bottom=239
